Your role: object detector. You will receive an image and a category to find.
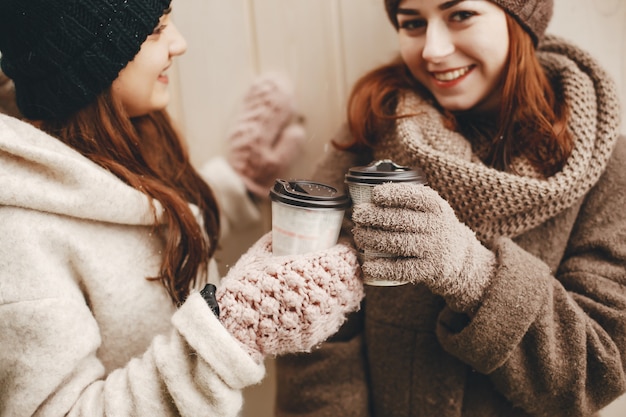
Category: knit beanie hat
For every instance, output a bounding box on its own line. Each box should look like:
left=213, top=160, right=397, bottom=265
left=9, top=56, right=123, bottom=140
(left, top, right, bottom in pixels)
left=384, top=0, right=553, bottom=45
left=0, top=0, right=172, bottom=121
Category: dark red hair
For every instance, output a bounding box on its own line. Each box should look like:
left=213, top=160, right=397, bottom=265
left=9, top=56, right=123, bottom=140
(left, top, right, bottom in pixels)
left=37, top=89, right=220, bottom=305
left=344, top=14, right=572, bottom=177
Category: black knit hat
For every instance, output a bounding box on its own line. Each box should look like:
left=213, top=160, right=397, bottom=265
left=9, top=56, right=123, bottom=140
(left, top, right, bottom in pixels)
left=384, top=0, right=553, bottom=46
left=0, top=0, right=172, bottom=121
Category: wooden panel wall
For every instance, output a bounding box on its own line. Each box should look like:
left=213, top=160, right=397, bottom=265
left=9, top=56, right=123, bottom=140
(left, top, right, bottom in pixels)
left=169, top=1, right=626, bottom=416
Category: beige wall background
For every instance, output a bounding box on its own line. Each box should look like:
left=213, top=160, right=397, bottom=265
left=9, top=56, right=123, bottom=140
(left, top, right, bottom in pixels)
left=169, top=1, right=626, bottom=416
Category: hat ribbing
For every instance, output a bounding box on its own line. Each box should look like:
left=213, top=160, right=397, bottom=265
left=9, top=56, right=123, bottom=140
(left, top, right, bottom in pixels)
left=384, top=0, right=553, bottom=45
left=0, top=0, right=172, bottom=120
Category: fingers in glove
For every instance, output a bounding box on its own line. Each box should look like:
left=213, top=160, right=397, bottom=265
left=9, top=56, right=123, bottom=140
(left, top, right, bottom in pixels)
left=360, top=256, right=439, bottom=286
left=371, top=183, right=451, bottom=215
left=352, top=204, right=433, bottom=233
left=352, top=227, right=436, bottom=257
left=363, top=247, right=494, bottom=313
left=361, top=254, right=472, bottom=293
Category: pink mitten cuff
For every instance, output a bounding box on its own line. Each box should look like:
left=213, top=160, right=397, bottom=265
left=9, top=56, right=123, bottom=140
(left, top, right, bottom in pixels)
left=216, top=233, right=364, bottom=362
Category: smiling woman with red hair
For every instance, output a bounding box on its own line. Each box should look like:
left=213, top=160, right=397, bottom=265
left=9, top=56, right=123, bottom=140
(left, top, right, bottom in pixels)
left=275, top=1, right=626, bottom=416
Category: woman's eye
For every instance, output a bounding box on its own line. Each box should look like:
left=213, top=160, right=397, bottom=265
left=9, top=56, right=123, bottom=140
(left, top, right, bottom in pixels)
left=150, top=14, right=171, bottom=36
left=450, top=10, right=476, bottom=22
left=398, top=19, right=426, bottom=31
left=151, top=24, right=167, bottom=36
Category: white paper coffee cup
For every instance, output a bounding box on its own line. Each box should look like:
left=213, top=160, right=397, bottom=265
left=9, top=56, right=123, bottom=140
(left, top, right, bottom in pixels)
left=270, top=179, right=349, bottom=256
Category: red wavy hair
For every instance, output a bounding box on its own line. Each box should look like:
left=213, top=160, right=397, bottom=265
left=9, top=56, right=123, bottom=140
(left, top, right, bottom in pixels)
left=344, top=14, right=572, bottom=177
left=37, top=89, right=220, bottom=305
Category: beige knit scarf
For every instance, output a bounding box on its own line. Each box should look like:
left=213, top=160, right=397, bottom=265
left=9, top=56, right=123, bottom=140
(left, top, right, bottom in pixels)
left=375, top=35, right=622, bottom=243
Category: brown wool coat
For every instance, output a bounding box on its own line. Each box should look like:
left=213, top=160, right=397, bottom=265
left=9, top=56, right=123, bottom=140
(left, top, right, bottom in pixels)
left=277, top=135, right=626, bottom=417
left=275, top=35, right=626, bottom=417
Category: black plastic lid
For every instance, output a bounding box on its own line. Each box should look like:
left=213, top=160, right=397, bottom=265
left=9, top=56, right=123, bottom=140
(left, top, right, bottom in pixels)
left=270, top=179, right=350, bottom=209
left=345, top=159, right=426, bottom=185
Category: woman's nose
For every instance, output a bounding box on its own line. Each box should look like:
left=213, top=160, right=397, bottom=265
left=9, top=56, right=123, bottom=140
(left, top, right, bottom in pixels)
left=169, top=22, right=188, bottom=56
left=421, top=21, right=454, bottom=62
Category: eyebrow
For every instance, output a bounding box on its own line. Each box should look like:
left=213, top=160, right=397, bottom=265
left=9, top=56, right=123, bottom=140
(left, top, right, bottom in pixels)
left=163, top=7, right=172, bottom=15
left=397, top=0, right=467, bottom=16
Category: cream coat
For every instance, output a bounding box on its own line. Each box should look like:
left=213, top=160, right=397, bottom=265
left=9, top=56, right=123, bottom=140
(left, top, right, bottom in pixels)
left=0, top=113, right=264, bottom=417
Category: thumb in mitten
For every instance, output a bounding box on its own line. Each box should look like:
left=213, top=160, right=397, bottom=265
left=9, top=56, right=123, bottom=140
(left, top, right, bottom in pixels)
left=226, top=72, right=305, bottom=198
left=216, top=232, right=364, bottom=362
left=352, top=183, right=495, bottom=313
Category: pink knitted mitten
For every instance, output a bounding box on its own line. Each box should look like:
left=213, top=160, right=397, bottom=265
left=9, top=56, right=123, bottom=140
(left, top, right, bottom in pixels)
left=227, top=73, right=306, bottom=198
left=352, top=183, right=496, bottom=313
left=216, top=233, right=364, bottom=362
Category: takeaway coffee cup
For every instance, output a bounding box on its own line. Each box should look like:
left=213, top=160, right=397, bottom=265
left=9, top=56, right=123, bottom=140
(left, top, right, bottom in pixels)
left=345, top=159, right=427, bottom=286
left=270, top=179, right=350, bottom=256
left=345, top=159, right=426, bottom=205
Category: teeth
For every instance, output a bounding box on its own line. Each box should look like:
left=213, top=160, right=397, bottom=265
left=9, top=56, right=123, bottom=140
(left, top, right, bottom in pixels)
left=433, top=67, right=470, bottom=81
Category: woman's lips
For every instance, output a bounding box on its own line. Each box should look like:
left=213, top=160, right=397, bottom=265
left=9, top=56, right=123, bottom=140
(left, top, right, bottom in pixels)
left=430, top=65, right=473, bottom=87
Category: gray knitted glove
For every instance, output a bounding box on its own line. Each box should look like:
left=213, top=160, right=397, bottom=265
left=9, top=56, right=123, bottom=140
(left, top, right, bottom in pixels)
left=216, top=232, right=364, bottom=363
left=352, top=182, right=495, bottom=313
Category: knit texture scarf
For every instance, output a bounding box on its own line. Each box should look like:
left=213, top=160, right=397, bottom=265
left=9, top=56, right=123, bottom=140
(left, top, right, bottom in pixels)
left=376, top=35, right=622, bottom=243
